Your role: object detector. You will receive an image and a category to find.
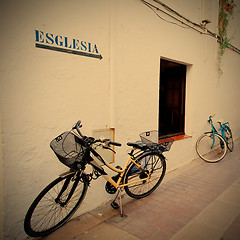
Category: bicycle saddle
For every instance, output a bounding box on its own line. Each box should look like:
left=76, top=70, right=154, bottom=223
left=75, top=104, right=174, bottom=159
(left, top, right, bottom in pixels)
left=127, top=142, right=147, bottom=150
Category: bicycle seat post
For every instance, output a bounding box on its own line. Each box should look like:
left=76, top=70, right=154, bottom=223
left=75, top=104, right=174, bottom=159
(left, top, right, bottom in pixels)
left=129, top=149, right=134, bottom=156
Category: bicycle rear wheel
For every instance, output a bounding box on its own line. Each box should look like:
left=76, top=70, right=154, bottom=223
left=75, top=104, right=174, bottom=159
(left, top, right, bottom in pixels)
left=196, top=133, right=227, bottom=163
left=123, top=152, right=166, bottom=199
left=24, top=171, right=88, bottom=237
left=225, top=126, right=234, bottom=151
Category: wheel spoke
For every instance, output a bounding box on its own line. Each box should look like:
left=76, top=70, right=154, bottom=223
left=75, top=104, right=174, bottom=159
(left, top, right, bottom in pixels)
left=196, top=133, right=227, bottom=162
left=124, top=153, right=166, bottom=198
left=24, top=173, right=88, bottom=237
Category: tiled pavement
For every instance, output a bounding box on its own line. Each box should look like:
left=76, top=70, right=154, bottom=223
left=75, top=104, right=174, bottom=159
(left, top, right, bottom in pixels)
left=41, top=139, right=240, bottom=240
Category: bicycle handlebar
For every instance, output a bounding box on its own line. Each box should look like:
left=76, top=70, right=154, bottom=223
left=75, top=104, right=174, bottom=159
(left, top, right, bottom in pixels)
left=72, top=121, right=122, bottom=147
left=112, top=142, right=122, bottom=147
left=106, top=140, right=122, bottom=147
left=208, top=114, right=216, bottom=124
left=72, top=120, right=84, bottom=138
left=93, top=138, right=122, bottom=147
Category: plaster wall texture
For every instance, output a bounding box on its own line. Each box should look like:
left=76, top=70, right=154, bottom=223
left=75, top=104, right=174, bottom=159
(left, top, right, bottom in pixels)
left=0, top=0, right=239, bottom=239
left=0, top=114, right=3, bottom=240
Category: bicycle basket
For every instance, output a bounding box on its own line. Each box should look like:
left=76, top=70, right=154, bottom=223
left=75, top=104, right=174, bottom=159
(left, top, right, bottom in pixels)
left=140, top=131, right=174, bottom=152
left=50, top=131, right=87, bottom=169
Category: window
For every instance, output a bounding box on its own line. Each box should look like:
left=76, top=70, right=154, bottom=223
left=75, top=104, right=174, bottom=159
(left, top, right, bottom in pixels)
left=159, top=59, right=186, bottom=138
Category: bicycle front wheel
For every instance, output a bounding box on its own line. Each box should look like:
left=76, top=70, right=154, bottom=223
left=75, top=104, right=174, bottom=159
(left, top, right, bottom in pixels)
left=123, top=152, right=166, bottom=199
left=24, top=171, right=88, bottom=237
left=196, top=133, right=227, bottom=163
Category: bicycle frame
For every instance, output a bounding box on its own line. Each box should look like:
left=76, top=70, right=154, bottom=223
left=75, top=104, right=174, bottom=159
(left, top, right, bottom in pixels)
left=89, top=147, right=151, bottom=190
left=204, top=115, right=231, bottom=148
left=204, top=116, right=218, bottom=148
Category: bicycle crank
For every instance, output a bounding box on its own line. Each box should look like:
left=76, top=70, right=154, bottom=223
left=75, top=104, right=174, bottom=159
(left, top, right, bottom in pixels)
left=110, top=201, right=119, bottom=209
left=105, top=175, right=119, bottom=194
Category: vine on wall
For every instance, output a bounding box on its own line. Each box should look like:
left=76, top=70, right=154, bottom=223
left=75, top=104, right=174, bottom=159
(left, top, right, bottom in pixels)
left=218, top=0, right=236, bottom=74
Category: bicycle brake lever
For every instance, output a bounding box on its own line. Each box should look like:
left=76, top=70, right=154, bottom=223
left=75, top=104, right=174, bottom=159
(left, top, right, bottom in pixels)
left=102, top=145, right=116, bottom=154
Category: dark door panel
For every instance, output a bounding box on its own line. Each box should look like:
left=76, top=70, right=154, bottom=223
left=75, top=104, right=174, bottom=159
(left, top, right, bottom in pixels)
left=159, top=59, right=186, bottom=137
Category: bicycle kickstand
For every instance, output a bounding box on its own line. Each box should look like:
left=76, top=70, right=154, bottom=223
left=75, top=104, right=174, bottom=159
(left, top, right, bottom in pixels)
left=110, top=188, right=125, bottom=217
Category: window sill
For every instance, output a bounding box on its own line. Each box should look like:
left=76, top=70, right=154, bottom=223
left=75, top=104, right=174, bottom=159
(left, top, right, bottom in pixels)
left=159, top=134, right=191, bottom=143
left=172, top=135, right=192, bottom=141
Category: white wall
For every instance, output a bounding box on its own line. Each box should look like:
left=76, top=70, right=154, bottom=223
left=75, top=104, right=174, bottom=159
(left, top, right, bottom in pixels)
left=112, top=0, right=240, bottom=170
left=0, top=0, right=239, bottom=239
left=0, top=0, right=111, bottom=239
left=0, top=114, right=3, bottom=240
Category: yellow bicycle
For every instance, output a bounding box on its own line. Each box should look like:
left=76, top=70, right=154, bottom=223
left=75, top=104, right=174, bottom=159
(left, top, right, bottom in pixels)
left=24, top=121, right=174, bottom=237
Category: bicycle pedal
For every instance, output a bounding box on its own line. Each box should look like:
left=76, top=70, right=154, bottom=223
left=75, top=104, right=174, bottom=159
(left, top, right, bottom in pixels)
left=111, top=201, right=119, bottom=209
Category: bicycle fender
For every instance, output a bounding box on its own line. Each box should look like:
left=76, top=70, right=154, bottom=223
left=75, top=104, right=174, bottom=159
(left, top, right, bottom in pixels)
left=59, top=170, right=76, bottom=178
left=204, top=131, right=213, bottom=135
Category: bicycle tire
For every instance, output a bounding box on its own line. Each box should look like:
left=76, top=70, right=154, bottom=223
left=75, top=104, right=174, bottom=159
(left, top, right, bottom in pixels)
left=196, top=133, right=227, bottom=163
left=225, top=126, right=234, bottom=152
left=24, top=171, right=88, bottom=237
left=123, top=152, right=166, bottom=199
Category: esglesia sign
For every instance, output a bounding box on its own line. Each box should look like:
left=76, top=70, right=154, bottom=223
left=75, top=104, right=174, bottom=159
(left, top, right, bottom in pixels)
left=35, top=30, right=103, bottom=60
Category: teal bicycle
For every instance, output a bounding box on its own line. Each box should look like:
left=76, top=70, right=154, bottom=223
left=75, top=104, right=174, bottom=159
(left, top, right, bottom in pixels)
left=196, top=114, right=234, bottom=163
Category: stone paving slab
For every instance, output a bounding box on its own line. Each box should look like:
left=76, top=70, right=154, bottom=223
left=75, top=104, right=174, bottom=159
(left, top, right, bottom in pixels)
left=40, top=139, right=240, bottom=240
left=75, top=222, right=135, bottom=240
left=41, top=213, right=103, bottom=240
left=221, top=212, right=240, bottom=240
left=170, top=177, right=240, bottom=240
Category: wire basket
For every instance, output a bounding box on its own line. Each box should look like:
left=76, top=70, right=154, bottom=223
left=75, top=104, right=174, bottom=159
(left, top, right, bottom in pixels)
left=50, top=131, right=87, bottom=169
left=140, top=131, right=174, bottom=152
